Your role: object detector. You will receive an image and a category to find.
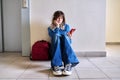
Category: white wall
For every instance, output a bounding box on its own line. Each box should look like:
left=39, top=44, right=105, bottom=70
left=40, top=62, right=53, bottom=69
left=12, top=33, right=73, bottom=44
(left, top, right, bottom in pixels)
left=106, top=0, right=120, bottom=42
left=30, top=0, right=106, bottom=56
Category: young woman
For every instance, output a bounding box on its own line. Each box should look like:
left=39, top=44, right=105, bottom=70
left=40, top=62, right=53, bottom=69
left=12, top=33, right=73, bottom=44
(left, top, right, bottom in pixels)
left=48, top=10, right=79, bottom=76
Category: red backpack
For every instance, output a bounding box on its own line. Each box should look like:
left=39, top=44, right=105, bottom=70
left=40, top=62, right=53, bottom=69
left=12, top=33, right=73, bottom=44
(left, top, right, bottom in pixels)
left=30, top=40, right=51, bottom=60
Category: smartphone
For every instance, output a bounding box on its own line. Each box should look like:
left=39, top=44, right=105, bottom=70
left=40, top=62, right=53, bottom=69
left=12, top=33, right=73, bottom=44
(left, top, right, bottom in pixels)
left=70, top=28, right=76, bottom=34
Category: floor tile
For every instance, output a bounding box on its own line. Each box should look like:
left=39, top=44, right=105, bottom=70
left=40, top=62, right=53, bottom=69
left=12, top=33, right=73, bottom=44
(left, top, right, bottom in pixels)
left=0, top=44, right=120, bottom=80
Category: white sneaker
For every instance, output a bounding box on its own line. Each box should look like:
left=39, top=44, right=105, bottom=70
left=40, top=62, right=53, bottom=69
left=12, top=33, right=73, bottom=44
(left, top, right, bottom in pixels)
left=52, top=66, right=62, bottom=76
left=62, top=63, right=72, bottom=76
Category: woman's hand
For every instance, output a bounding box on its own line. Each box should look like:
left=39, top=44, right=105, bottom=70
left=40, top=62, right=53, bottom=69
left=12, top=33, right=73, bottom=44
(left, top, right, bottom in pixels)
left=67, top=28, right=76, bottom=38
left=54, top=20, right=60, bottom=28
left=67, top=32, right=72, bottom=38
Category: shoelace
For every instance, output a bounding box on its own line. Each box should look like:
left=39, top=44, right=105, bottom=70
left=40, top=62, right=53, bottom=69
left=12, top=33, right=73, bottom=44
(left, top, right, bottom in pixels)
left=64, top=64, right=72, bottom=71
left=54, top=66, right=60, bottom=71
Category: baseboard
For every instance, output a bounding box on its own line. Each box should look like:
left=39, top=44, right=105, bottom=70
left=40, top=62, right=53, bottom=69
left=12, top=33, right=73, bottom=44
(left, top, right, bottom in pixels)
left=106, top=42, right=120, bottom=45
left=75, top=51, right=106, bottom=57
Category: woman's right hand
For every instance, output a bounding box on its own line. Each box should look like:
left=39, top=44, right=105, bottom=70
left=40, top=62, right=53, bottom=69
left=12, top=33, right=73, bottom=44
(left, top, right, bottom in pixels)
left=54, top=20, right=60, bottom=28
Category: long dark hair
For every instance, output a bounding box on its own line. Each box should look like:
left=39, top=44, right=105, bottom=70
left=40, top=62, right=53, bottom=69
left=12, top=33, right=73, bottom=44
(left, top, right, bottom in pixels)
left=52, top=10, right=66, bottom=28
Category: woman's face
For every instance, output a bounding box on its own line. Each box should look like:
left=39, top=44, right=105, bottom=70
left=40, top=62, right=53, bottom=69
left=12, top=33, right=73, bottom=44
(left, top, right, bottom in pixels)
left=55, top=16, right=63, bottom=25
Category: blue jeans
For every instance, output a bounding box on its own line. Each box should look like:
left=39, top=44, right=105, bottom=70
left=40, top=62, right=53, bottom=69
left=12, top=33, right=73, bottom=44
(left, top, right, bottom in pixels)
left=50, top=34, right=79, bottom=67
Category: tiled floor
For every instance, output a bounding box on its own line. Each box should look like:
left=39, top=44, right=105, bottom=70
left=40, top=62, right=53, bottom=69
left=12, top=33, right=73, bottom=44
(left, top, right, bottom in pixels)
left=0, top=45, right=120, bottom=80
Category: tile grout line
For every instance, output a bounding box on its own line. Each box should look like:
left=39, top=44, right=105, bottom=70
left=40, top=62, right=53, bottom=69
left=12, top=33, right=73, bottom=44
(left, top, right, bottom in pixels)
left=74, top=67, right=81, bottom=80
left=48, top=68, right=51, bottom=80
left=86, top=57, right=112, bottom=80
left=16, top=61, right=32, bottom=80
left=107, top=57, right=120, bottom=68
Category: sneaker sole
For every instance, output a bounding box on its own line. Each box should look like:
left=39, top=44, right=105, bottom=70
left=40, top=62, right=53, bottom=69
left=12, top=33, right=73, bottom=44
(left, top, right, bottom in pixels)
left=62, top=71, right=72, bottom=76
left=53, top=71, right=62, bottom=76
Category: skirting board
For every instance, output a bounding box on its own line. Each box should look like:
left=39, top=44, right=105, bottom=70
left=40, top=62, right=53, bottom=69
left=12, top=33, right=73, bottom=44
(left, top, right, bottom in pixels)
left=75, top=51, right=106, bottom=57
left=106, top=42, right=120, bottom=45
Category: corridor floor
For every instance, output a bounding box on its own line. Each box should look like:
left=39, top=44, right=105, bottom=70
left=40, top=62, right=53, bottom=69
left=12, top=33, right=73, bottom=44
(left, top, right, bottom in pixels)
left=0, top=44, right=120, bottom=80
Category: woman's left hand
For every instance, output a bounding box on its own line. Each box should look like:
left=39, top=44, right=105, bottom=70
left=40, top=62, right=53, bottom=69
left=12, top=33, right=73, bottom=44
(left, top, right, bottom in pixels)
left=67, top=32, right=72, bottom=38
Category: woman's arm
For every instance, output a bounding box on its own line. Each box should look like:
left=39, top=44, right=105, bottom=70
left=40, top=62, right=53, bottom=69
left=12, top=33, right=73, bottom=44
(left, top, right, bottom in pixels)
left=48, top=26, right=60, bottom=38
left=60, top=24, right=72, bottom=38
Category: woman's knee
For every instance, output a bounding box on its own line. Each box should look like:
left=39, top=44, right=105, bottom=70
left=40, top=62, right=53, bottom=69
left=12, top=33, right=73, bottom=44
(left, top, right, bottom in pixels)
left=52, top=34, right=61, bottom=42
left=61, top=35, right=71, bottom=44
